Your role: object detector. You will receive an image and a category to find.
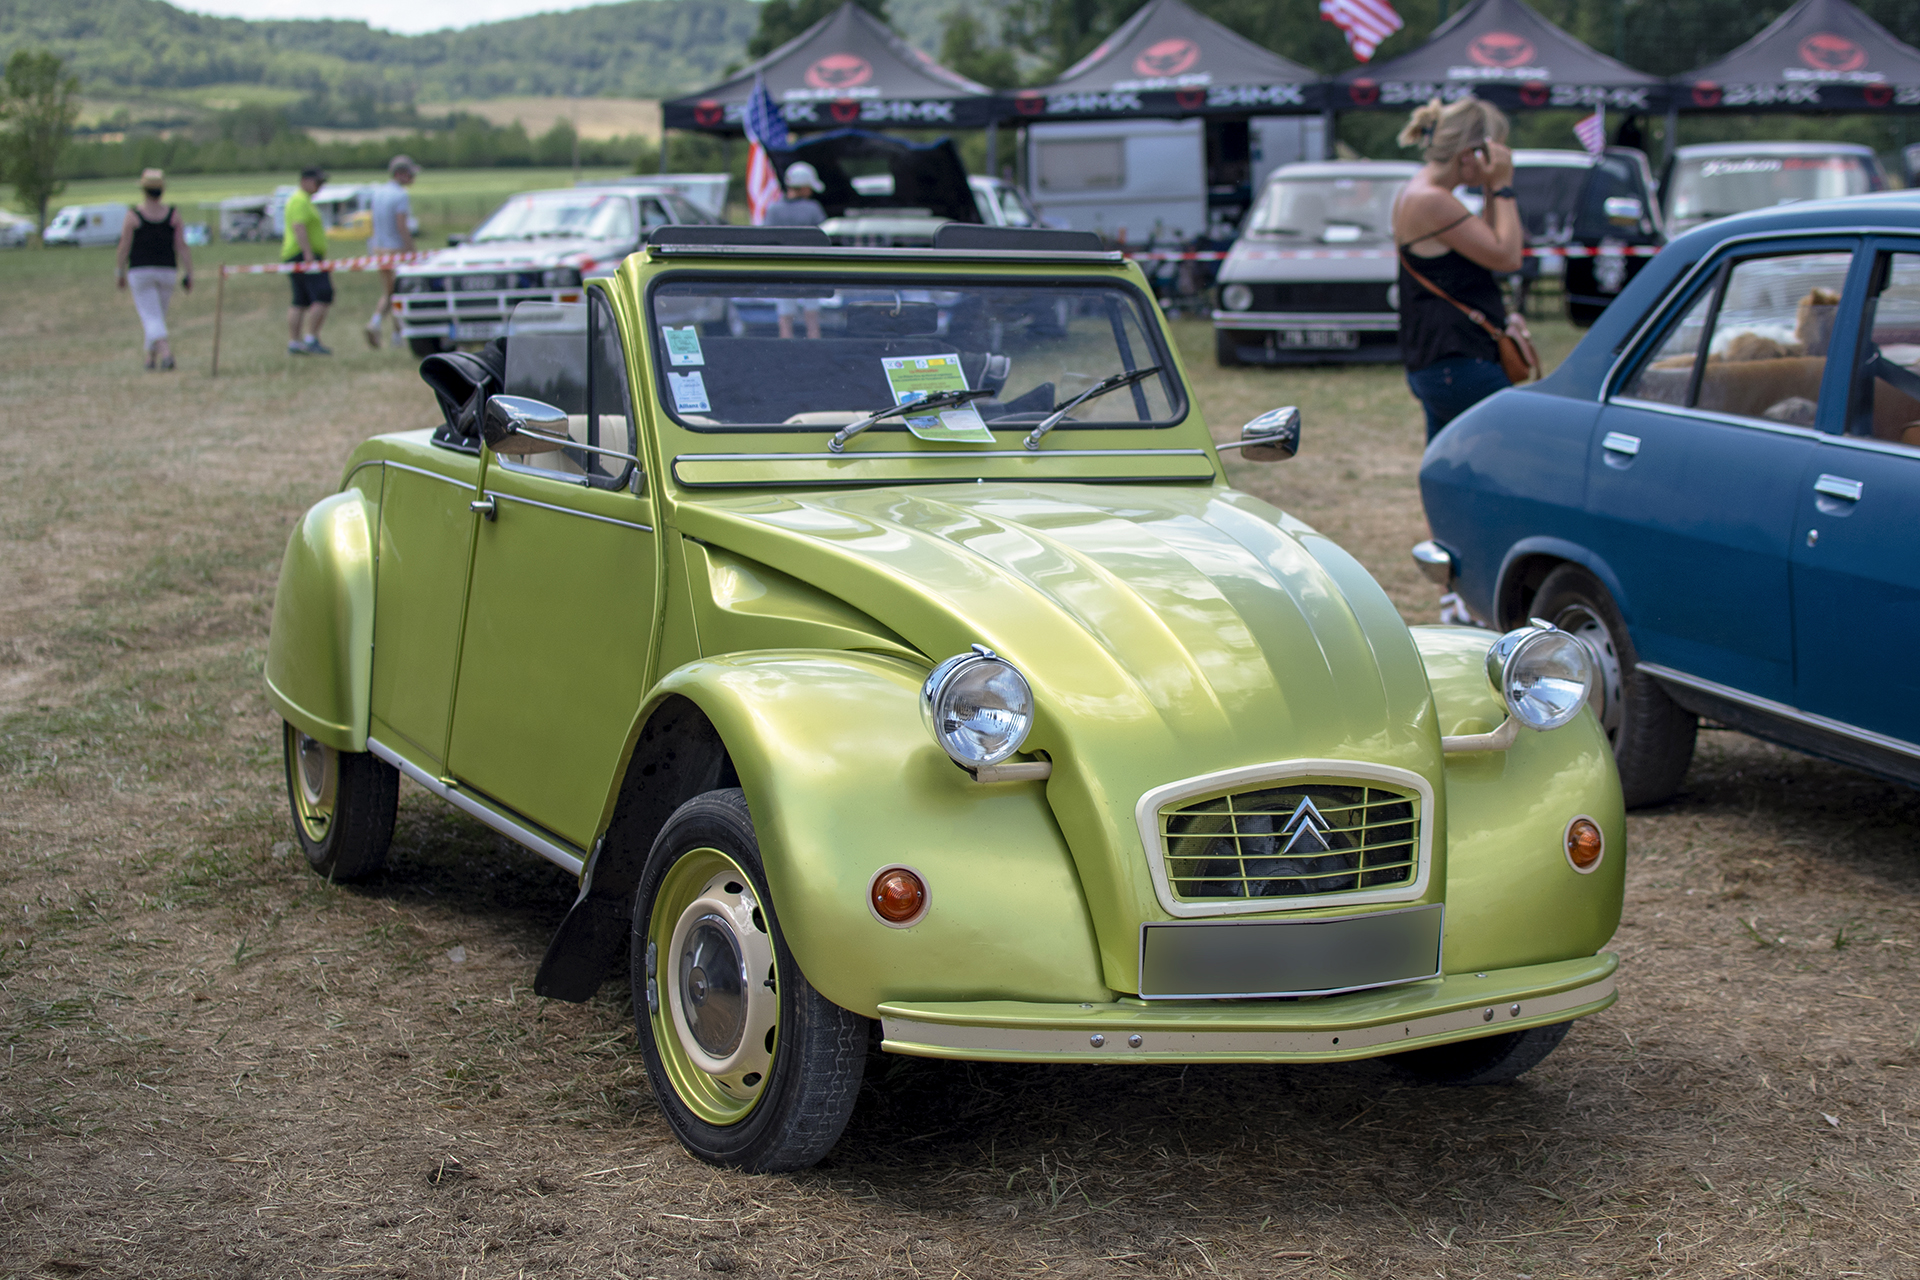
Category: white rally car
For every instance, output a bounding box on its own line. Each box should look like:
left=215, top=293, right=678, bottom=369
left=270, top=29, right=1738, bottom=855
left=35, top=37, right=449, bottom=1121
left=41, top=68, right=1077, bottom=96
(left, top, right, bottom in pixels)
left=395, top=183, right=719, bottom=356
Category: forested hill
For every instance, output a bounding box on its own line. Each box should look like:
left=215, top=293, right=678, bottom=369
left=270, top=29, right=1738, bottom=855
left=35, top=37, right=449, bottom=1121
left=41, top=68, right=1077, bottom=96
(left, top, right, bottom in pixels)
left=0, top=0, right=760, bottom=103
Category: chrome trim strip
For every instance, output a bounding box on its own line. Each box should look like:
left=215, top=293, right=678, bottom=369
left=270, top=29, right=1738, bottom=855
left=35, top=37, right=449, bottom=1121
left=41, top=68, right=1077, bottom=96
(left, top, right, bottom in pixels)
left=1212, top=311, right=1398, bottom=330
left=1636, top=663, right=1920, bottom=763
left=367, top=737, right=586, bottom=876
left=484, top=490, right=652, bottom=532
left=881, top=972, right=1617, bottom=1060
left=345, top=459, right=476, bottom=490
left=1817, top=432, right=1920, bottom=461
left=1601, top=431, right=1641, bottom=455
left=674, top=448, right=1209, bottom=464
left=1604, top=397, right=1825, bottom=441
left=1813, top=473, right=1862, bottom=502
left=650, top=244, right=1125, bottom=264
left=1132, top=759, right=1436, bottom=919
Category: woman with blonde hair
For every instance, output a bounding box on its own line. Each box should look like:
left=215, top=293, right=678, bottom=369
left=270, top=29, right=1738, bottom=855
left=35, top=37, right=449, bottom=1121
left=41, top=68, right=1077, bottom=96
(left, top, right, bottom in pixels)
left=1391, top=96, right=1529, bottom=442
left=115, top=168, right=192, bottom=371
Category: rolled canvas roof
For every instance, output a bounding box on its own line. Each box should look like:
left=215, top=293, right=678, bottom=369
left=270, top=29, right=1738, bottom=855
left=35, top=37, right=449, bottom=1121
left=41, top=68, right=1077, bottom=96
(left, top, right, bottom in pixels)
left=1335, top=0, right=1669, bottom=113
left=663, top=2, right=999, bottom=133
left=1675, top=0, right=1920, bottom=112
left=1011, top=0, right=1324, bottom=119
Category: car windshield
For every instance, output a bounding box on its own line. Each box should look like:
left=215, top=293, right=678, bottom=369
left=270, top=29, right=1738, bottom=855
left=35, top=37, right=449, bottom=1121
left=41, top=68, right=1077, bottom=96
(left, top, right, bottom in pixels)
left=1246, top=176, right=1404, bottom=244
left=1512, top=163, right=1588, bottom=242
left=647, top=276, right=1183, bottom=435
left=473, top=192, right=637, bottom=243
left=1670, top=153, right=1876, bottom=226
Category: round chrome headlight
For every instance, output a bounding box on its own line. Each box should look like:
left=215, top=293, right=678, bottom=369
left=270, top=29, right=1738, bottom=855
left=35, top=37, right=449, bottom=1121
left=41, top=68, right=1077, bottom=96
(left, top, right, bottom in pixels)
left=921, top=646, right=1034, bottom=768
left=1220, top=283, right=1254, bottom=311
left=1486, top=620, right=1594, bottom=731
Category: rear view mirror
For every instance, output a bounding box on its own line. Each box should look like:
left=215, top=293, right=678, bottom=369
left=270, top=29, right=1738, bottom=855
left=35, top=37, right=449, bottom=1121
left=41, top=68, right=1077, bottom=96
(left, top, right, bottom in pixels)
left=1217, top=406, right=1300, bottom=462
left=482, top=395, right=570, bottom=455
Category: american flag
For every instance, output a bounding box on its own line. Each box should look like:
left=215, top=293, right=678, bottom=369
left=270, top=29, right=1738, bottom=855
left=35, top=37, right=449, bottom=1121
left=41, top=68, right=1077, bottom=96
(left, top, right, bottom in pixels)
left=1573, top=104, right=1606, bottom=156
left=1319, top=0, right=1403, bottom=62
left=743, top=73, right=789, bottom=226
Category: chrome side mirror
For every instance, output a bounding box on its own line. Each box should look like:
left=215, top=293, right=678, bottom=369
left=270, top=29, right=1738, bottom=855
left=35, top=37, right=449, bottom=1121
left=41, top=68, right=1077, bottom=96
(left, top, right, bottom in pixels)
left=1217, top=405, right=1300, bottom=462
left=482, top=395, right=570, bottom=455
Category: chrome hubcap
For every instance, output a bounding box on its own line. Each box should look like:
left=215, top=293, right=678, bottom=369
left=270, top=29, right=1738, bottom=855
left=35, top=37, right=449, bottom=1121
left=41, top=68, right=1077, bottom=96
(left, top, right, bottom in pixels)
left=665, top=869, right=777, bottom=1103
left=296, top=733, right=335, bottom=808
left=1553, top=603, right=1624, bottom=743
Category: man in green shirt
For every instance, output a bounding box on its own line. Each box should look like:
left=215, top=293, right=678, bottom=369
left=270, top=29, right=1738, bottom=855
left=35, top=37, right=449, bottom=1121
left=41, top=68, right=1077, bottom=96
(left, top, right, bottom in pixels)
left=282, top=166, right=334, bottom=356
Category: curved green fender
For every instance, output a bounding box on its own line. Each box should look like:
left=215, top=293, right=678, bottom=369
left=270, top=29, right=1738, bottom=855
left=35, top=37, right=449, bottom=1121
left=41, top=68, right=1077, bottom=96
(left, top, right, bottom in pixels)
left=650, top=650, right=1113, bottom=1017
left=1413, top=625, right=1627, bottom=974
left=265, top=489, right=378, bottom=753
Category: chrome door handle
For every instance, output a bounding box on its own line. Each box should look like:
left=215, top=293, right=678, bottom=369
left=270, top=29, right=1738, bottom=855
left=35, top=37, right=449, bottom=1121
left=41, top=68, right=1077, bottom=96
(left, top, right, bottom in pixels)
left=1601, top=431, right=1641, bottom=456
left=470, top=496, right=497, bottom=520
left=1813, top=474, right=1862, bottom=502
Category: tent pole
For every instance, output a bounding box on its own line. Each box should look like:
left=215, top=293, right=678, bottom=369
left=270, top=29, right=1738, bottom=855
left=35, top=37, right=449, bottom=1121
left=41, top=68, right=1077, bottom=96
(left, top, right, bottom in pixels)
left=986, top=121, right=999, bottom=179
left=1322, top=110, right=1336, bottom=161
left=659, top=127, right=670, bottom=173
left=1664, top=104, right=1679, bottom=166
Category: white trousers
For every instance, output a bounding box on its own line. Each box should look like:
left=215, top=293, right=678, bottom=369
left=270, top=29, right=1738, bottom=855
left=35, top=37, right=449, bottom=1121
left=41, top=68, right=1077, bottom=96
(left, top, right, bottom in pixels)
left=127, top=266, right=175, bottom=350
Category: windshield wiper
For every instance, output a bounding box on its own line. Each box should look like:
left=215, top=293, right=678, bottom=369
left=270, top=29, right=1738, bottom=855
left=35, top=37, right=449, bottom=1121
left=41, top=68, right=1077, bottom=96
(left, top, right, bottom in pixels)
left=1022, top=366, right=1163, bottom=451
left=826, top=388, right=998, bottom=453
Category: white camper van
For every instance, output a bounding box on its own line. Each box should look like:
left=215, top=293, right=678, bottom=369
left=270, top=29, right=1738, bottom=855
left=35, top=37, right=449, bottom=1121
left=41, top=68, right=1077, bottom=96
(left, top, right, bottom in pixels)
left=1026, top=117, right=1326, bottom=243
left=42, top=203, right=128, bottom=248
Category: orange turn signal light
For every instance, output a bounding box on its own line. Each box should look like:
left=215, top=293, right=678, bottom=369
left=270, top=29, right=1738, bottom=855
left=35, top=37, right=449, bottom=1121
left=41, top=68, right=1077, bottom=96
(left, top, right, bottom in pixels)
left=1565, top=817, right=1604, bottom=872
left=869, top=866, right=928, bottom=926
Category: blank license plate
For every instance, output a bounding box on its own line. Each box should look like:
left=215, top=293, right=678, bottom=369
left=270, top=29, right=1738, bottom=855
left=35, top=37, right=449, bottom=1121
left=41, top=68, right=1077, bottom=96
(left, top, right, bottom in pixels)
left=1139, top=904, right=1443, bottom=999
left=451, top=321, right=505, bottom=341
left=1275, top=329, right=1359, bottom=350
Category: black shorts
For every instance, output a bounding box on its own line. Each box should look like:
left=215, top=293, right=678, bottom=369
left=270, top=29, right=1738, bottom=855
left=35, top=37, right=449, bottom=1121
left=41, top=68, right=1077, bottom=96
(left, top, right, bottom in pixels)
left=288, top=263, right=334, bottom=308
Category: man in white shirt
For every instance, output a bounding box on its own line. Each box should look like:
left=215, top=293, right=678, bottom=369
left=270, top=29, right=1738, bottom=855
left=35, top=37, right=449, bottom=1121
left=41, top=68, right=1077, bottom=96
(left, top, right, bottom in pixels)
left=366, top=155, right=417, bottom=349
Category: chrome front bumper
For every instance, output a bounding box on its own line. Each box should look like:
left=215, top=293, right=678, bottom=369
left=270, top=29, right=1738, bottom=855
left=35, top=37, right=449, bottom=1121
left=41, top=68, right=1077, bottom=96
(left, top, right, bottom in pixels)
left=1212, top=310, right=1400, bottom=332
left=879, top=953, right=1617, bottom=1063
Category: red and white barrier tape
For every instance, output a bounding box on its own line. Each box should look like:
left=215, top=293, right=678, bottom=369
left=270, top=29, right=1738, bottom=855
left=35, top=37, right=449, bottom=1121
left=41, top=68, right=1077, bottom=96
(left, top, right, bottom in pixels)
left=220, top=251, right=434, bottom=276
left=1181, top=244, right=1663, bottom=264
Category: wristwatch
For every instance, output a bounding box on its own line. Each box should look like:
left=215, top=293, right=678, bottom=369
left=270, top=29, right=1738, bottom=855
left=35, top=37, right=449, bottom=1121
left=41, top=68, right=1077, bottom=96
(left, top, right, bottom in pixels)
left=1490, top=186, right=1518, bottom=200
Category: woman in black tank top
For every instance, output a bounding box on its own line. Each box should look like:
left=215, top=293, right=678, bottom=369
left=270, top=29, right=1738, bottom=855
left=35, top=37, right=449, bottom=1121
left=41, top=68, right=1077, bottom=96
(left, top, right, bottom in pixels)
left=1389, top=97, right=1527, bottom=444
left=115, top=167, right=193, bottom=370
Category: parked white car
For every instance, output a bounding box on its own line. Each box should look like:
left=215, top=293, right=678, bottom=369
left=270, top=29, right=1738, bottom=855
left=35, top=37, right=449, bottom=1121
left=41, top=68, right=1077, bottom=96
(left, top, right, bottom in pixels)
left=819, top=175, right=1046, bottom=247
left=42, top=203, right=128, bottom=248
left=0, top=209, right=33, bottom=248
left=1213, top=160, right=1417, bottom=366
left=393, top=183, right=718, bottom=357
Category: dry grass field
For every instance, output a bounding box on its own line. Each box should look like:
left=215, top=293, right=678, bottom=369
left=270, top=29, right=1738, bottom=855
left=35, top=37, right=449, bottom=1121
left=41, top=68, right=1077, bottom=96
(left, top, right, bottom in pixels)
left=1, top=242, right=1917, bottom=1280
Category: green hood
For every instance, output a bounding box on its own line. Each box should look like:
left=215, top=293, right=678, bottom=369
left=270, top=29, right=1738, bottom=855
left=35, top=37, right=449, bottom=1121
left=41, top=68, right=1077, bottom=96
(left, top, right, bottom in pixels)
left=678, top=482, right=1444, bottom=983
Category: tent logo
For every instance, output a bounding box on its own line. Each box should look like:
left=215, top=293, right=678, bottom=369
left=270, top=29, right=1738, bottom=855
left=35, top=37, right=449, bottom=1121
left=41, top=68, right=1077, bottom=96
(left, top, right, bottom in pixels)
left=693, top=100, right=724, bottom=127
left=1348, top=78, right=1380, bottom=106
left=828, top=98, right=863, bottom=123
left=1014, top=92, right=1046, bottom=116
left=806, top=54, right=874, bottom=90
left=1691, top=80, right=1722, bottom=107
left=1519, top=80, right=1549, bottom=106
left=1798, top=33, right=1866, bottom=73
left=1468, top=32, right=1536, bottom=68
left=1174, top=88, right=1207, bottom=109
left=1864, top=82, right=1893, bottom=106
left=1134, top=37, right=1201, bottom=79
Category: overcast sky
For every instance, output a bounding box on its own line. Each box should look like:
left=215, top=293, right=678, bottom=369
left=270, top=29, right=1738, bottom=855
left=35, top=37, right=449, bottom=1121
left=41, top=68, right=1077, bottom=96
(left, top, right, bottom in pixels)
left=172, top=0, right=635, bottom=35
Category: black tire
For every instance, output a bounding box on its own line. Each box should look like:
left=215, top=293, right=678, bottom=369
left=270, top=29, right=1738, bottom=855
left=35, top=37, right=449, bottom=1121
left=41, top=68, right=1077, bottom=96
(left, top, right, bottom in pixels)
left=1214, top=328, right=1243, bottom=368
left=1532, top=563, right=1697, bottom=807
left=1390, top=1020, right=1571, bottom=1085
left=408, top=336, right=446, bottom=358
left=282, top=721, right=398, bottom=880
left=632, top=789, right=868, bottom=1172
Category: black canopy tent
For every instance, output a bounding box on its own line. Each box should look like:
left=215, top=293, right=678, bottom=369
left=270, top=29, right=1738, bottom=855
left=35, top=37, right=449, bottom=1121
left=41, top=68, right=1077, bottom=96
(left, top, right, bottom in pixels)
left=1333, top=0, right=1669, bottom=115
left=766, top=130, right=979, bottom=221
left=661, top=2, right=1001, bottom=136
left=1674, top=0, right=1920, bottom=113
left=1008, top=0, right=1325, bottom=122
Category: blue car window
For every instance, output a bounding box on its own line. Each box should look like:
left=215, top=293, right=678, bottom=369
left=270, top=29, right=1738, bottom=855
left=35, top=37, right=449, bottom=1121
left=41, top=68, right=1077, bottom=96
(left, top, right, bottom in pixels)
left=1621, top=288, right=1715, bottom=405
left=1693, top=252, right=1851, bottom=426
left=1851, top=252, right=1920, bottom=450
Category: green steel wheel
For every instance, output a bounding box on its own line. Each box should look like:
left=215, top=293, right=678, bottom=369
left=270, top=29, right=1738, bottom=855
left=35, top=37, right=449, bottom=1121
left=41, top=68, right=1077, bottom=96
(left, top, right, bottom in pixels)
left=632, top=789, right=868, bottom=1172
left=281, top=721, right=397, bottom=881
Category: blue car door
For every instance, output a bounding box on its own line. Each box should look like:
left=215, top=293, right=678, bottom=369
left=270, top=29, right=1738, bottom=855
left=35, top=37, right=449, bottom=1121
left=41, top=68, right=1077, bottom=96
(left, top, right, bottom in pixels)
left=1586, top=241, right=1859, bottom=704
left=1789, top=239, right=1920, bottom=752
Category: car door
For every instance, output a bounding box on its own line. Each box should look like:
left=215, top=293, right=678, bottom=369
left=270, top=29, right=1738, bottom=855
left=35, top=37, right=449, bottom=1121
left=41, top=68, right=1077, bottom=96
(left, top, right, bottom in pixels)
left=1789, top=239, right=1920, bottom=748
left=445, top=289, right=660, bottom=850
left=1586, top=241, right=1858, bottom=704
left=367, top=455, right=482, bottom=769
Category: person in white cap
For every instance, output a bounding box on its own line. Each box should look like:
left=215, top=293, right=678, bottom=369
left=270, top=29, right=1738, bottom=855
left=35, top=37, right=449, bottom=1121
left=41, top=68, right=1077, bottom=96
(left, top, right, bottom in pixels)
left=365, top=154, right=418, bottom=348
left=766, top=162, right=827, bottom=337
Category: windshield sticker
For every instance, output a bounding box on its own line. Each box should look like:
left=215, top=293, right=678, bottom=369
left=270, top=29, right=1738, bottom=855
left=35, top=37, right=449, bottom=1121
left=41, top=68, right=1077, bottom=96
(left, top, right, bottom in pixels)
left=882, top=354, right=996, bottom=444
left=668, top=371, right=711, bottom=414
left=662, top=325, right=705, bottom=366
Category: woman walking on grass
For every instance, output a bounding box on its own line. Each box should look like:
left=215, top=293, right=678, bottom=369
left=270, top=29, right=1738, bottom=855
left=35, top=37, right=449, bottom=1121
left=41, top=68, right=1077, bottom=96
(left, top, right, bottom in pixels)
left=1391, top=97, right=1528, bottom=443
left=115, top=168, right=192, bottom=371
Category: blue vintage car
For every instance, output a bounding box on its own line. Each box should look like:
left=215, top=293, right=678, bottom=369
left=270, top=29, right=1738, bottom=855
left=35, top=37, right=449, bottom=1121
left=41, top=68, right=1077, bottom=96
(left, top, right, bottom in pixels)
left=1417, top=191, right=1920, bottom=806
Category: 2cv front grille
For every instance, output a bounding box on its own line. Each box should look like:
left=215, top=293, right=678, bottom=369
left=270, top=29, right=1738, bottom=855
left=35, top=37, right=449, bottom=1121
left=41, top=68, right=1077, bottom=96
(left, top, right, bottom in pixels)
left=1159, top=781, right=1420, bottom=904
